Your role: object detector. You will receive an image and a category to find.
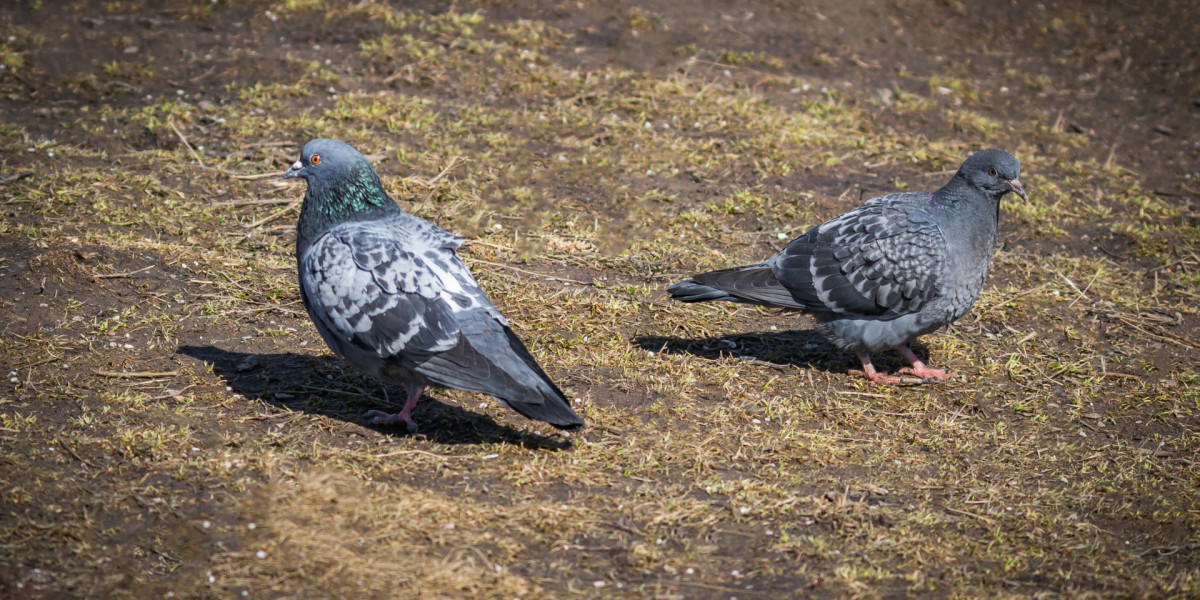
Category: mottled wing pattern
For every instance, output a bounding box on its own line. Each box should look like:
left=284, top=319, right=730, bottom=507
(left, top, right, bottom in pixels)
left=300, top=219, right=498, bottom=362
left=300, top=218, right=581, bottom=424
left=773, top=194, right=948, bottom=318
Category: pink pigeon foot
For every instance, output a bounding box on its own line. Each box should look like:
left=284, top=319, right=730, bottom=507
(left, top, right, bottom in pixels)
left=896, top=345, right=954, bottom=382
left=848, top=352, right=903, bottom=385
left=364, top=385, right=423, bottom=433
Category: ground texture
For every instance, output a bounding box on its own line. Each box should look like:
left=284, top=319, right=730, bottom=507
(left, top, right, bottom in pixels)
left=1, top=0, right=1199, bottom=598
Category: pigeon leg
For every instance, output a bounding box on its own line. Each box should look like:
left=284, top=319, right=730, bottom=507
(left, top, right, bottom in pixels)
left=364, top=385, right=424, bottom=433
left=895, top=345, right=954, bottom=381
left=847, top=352, right=903, bottom=385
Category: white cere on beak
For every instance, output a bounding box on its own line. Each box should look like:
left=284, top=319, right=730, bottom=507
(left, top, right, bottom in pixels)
left=291, top=159, right=302, bottom=170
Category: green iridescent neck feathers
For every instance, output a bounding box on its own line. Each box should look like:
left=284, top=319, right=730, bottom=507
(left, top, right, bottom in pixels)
left=285, top=139, right=402, bottom=255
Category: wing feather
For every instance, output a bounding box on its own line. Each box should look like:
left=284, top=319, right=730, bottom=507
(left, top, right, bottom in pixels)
left=300, top=218, right=581, bottom=428
left=770, top=194, right=948, bottom=318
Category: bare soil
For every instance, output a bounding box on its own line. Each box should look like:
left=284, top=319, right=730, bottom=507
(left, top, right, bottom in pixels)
left=1, top=0, right=1198, bottom=598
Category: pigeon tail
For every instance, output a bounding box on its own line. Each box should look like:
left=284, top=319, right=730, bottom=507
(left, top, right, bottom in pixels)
left=494, top=328, right=584, bottom=430
left=670, top=264, right=805, bottom=308
left=667, top=280, right=750, bottom=304
left=495, top=387, right=584, bottom=430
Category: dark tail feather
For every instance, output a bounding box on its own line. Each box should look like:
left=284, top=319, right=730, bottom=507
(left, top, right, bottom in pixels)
left=667, top=280, right=752, bottom=303
left=670, top=265, right=808, bottom=309
left=498, top=328, right=585, bottom=430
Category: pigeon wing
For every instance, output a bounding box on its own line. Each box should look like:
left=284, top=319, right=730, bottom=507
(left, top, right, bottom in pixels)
left=772, top=195, right=948, bottom=318
left=300, top=223, right=469, bottom=361
left=301, top=220, right=581, bottom=427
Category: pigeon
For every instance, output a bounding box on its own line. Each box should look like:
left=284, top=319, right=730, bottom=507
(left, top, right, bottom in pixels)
left=668, top=149, right=1027, bottom=385
left=284, top=139, right=584, bottom=432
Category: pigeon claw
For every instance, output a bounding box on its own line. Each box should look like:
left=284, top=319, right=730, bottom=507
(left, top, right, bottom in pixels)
left=847, top=368, right=904, bottom=386
left=364, top=409, right=419, bottom=433
left=851, top=352, right=904, bottom=385
left=897, top=365, right=955, bottom=382
left=894, top=346, right=956, bottom=383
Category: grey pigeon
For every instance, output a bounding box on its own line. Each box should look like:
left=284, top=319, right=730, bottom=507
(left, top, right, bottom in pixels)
left=284, top=139, right=584, bottom=431
left=668, top=149, right=1027, bottom=384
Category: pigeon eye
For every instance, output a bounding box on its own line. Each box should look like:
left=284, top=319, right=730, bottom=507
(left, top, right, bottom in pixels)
left=987, top=167, right=997, bottom=177
left=310, top=154, right=321, bottom=165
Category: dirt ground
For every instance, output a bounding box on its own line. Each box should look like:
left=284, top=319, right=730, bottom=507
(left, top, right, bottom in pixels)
left=1, top=0, right=1198, bottom=598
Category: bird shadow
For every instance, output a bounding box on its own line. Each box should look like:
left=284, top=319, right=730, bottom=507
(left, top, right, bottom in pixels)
left=175, top=345, right=571, bottom=450
left=631, top=329, right=935, bottom=375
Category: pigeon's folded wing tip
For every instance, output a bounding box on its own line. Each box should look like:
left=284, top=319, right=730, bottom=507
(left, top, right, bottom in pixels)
left=555, top=419, right=586, bottom=431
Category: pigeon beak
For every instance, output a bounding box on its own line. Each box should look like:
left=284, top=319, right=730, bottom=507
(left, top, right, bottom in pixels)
left=282, top=159, right=304, bottom=180
left=1005, top=178, right=1028, bottom=201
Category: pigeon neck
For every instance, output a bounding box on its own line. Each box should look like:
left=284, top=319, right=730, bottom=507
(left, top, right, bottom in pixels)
left=297, top=162, right=400, bottom=253
left=931, top=175, right=968, bottom=208
left=930, top=174, right=1002, bottom=260
left=931, top=175, right=1001, bottom=213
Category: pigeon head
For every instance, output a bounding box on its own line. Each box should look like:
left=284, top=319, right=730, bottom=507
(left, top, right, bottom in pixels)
left=288, top=139, right=400, bottom=251
left=286, top=138, right=398, bottom=220
left=284, top=138, right=374, bottom=184
left=956, top=149, right=1028, bottom=202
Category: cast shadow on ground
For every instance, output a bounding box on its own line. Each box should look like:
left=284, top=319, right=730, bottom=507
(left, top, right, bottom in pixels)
left=176, top=345, right=570, bottom=450
left=631, top=329, right=936, bottom=375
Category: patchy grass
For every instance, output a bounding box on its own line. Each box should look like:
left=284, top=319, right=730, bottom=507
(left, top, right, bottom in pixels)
left=0, top=0, right=1198, bottom=598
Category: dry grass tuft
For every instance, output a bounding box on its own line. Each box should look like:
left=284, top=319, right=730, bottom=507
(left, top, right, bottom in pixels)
left=1, top=0, right=1198, bottom=598
left=214, top=470, right=541, bottom=599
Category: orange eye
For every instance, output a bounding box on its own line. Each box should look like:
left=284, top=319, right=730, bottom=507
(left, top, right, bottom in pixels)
left=311, top=154, right=321, bottom=165
left=987, top=167, right=997, bottom=177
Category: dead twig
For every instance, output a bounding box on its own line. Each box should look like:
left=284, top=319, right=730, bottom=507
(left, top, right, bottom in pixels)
left=858, top=406, right=924, bottom=417
left=245, top=412, right=307, bottom=423
left=464, top=239, right=517, bottom=252
left=19, top=354, right=63, bottom=369
left=1062, top=270, right=1099, bottom=309
left=243, top=202, right=300, bottom=229
left=148, top=384, right=196, bottom=401
left=415, top=155, right=467, bottom=204
left=188, top=64, right=217, bottom=83
left=1138, top=542, right=1200, bottom=557
left=943, top=505, right=994, bottom=525
left=945, top=401, right=970, bottom=425
left=1111, top=315, right=1200, bottom=349
left=835, top=390, right=890, bottom=399
left=232, top=171, right=287, bottom=181
left=1091, top=371, right=1140, bottom=381
left=370, top=449, right=459, bottom=460
left=95, top=265, right=155, bottom=279
left=462, top=257, right=593, bottom=286
left=424, top=155, right=465, bottom=187
left=0, top=171, right=33, bottom=186
left=57, top=438, right=96, bottom=469
left=95, top=370, right=179, bottom=379
left=1105, top=128, right=1123, bottom=167
left=981, top=283, right=1050, bottom=310
left=210, top=198, right=296, bottom=208
left=168, top=119, right=204, bottom=167
left=1144, top=254, right=1200, bottom=276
